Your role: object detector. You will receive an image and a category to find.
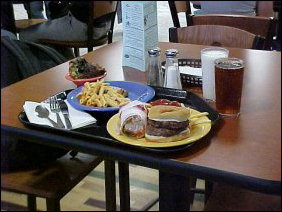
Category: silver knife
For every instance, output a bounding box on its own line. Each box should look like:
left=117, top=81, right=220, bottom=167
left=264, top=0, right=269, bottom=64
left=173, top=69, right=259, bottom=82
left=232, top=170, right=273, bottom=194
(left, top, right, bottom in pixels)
left=59, top=100, right=73, bottom=129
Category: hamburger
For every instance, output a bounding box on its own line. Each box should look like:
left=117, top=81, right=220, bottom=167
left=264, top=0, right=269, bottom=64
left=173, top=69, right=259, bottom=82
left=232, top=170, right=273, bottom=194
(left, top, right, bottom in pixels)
left=145, top=105, right=190, bottom=142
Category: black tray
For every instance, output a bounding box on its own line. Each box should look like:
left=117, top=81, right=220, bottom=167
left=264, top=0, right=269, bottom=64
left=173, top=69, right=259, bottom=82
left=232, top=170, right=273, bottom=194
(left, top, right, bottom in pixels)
left=18, top=87, right=220, bottom=155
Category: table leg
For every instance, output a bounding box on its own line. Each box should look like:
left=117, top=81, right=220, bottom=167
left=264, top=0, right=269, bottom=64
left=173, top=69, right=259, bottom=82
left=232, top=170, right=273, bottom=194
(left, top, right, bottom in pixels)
left=118, top=162, right=130, bottom=211
left=27, top=194, right=36, bottom=211
left=205, top=180, right=214, bottom=203
left=159, top=171, right=191, bottom=211
left=104, top=160, right=117, bottom=211
left=46, top=198, right=60, bottom=211
left=1, top=2, right=17, bottom=34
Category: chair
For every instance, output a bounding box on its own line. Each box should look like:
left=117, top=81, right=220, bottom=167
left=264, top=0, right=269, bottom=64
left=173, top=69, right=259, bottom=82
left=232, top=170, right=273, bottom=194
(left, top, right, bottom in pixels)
left=1, top=36, right=116, bottom=211
left=169, top=25, right=265, bottom=49
left=15, top=19, right=48, bottom=33
left=169, top=24, right=264, bottom=205
left=1, top=2, right=48, bottom=34
left=186, top=14, right=275, bottom=50
left=168, top=1, right=191, bottom=27
left=168, top=1, right=275, bottom=50
left=272, top=1, right=281, bottom=50
left=1, top=1, right=17, bottom=35
left=39, top=1, right=118, bottom=57
left=1, top=153, right=103, bottom=211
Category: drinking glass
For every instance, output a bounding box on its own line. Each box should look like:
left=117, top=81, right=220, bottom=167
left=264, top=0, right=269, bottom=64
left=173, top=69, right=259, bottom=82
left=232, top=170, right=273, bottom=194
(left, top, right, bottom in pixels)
left=201, top=47, right=229, bottom=101
left=215, top=58, right=244, bottom=116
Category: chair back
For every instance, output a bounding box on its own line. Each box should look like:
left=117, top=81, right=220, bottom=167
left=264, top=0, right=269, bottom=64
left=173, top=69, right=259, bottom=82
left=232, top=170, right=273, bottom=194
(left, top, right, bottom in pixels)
left=1, top=1, right=17, bottom=34
left=39, top=1, right=118, bottom=57
left=169, top=25, right=265, bottom=49
left=87, top=1, right=118, bottom=51
left=273, top=1, right=281, bottom=42
left=168, top=1, right=191, bottom=27
left=92, top=1, right=117, bottom=19
left=187, top=14, right=274, bottom=49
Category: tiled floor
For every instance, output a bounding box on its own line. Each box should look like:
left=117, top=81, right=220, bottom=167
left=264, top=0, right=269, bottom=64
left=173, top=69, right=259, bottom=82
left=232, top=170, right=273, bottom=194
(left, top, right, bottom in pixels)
left=2, top=2, right=204, bottom=211
left=1, top=160, right=205, bottom=211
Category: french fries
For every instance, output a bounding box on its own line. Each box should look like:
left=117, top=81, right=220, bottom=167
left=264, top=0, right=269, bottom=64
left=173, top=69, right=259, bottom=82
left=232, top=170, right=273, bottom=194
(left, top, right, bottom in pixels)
left=76, top=80, right=130, bottom=107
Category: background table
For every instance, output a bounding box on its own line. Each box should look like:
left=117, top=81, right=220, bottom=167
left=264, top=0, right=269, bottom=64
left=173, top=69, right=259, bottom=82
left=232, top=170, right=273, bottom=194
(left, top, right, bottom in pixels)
left=1, top=42, right=281, bottom=210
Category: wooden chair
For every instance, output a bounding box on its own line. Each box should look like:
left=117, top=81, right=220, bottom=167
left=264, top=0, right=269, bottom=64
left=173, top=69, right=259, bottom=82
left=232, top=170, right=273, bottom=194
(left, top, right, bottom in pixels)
left=1, top=2, right=48, bottom=35
left=273, top=1, right=281, bottom=50
left=39, top=1, right=118, bottom=57
left=15, top=19, right=48, bottom=33
left=1, top=1, right=17, bottom=35
left=167, top=1, right=275, bottom=50
left=169, top=25, right=265, bottom=49
left=186, top=14, right=275, bottom=50
left=1, top=153, right=103, bottom=211
left=204, top=183, right=281, bottom=211
left=168, top=1, right=191, bottom=27
left=169, top=24, right=264, bottom=205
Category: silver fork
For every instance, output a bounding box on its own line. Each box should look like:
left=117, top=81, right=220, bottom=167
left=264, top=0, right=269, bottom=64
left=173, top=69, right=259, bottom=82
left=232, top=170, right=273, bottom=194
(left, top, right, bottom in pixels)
left=50, top=96, right=65, bottom=129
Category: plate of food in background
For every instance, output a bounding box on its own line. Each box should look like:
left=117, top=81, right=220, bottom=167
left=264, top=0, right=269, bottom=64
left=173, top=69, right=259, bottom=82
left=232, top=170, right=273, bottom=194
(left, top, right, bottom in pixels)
left=106, top=99, right=211, bottom=148
left=67, top=81, right=155, bottom=112
left=65, top=57, right=107, bottom=86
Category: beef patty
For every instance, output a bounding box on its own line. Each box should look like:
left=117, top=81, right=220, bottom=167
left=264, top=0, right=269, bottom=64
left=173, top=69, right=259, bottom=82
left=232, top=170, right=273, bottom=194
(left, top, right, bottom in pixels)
left=147, top=119, right=188, bottom=129
left=146, top=119, right=189, bottom=137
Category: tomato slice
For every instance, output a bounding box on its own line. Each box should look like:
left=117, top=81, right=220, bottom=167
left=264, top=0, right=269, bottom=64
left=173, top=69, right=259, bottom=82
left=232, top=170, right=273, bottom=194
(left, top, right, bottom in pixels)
left=150, top=99, right=181, bottom=107
left=169, top=101, right=181, bottom=107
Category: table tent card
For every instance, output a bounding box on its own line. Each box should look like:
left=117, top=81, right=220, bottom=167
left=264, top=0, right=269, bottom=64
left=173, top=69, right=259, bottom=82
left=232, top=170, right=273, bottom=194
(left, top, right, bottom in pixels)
left=122, top=1, right=159, bottom=71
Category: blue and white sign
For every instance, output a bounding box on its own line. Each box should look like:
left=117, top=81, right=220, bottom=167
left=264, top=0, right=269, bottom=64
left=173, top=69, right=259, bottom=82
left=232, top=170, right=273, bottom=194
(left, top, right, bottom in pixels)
left=122, top=1, right=159, bottom=72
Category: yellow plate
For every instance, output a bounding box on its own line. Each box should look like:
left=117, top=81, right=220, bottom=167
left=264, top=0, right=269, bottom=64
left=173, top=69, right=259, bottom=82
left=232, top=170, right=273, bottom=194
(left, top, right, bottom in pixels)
left=106, top=108, right=211, bottom=148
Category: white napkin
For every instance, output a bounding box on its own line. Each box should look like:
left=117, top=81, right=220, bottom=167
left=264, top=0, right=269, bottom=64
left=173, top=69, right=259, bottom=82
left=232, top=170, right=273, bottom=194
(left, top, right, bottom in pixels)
left=23, top=100, right=97, bottom=129
left=179, top=66, right=202, bottom=77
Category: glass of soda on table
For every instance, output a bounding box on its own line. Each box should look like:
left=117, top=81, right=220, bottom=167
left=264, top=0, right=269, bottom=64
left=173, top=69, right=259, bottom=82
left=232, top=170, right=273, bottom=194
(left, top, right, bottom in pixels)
left=214, top=58, right=244, bottom=116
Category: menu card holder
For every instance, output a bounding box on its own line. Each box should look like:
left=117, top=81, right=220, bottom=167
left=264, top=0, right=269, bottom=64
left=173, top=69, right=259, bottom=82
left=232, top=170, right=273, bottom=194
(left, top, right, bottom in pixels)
left=122, top=1, right=159, bottom=72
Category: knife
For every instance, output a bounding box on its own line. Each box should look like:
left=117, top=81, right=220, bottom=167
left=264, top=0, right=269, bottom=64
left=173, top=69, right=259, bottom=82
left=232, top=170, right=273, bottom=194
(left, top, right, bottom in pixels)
left=58, top=100, right=73, bottom=129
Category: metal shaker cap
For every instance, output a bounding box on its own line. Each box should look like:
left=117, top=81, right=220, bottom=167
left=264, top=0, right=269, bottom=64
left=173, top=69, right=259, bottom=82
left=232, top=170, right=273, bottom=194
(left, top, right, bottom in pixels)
left=165, top=49, right=179, bottom=57
left=148, top=47, right=161, bottom=56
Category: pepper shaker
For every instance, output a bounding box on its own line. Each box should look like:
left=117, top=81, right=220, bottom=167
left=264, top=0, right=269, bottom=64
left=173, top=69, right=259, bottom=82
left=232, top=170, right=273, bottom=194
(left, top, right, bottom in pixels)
left=147, top=47, right=162, bottom=86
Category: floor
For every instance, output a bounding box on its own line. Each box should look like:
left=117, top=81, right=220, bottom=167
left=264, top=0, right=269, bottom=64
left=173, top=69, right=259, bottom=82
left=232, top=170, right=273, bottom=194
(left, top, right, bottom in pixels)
left=1, top=161, right=205, bottom=211
left=1, top=2, right=205, bottom=211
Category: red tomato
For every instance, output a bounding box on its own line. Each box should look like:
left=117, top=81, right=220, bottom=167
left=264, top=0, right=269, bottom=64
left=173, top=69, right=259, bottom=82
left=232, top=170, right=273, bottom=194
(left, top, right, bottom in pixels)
left=169, top=101, right=181, bottom=107
left=150, top=99, right=181, bottom=107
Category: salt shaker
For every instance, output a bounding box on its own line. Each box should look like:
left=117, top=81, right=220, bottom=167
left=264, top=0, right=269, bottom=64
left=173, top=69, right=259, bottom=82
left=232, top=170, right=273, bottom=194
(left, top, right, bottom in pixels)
left=163, top=49, right=182, bottom=89
left=147, top=47, right=162, bottom=86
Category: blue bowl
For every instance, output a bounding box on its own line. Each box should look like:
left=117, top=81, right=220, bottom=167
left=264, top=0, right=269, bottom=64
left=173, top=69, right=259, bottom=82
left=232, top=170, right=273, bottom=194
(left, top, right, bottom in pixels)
left=67, top=81, right=155, bottom=113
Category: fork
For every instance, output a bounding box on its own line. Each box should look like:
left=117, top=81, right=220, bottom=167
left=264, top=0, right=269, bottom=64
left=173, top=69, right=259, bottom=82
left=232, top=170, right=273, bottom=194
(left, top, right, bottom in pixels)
left=50, top=96, right=65, bottom=129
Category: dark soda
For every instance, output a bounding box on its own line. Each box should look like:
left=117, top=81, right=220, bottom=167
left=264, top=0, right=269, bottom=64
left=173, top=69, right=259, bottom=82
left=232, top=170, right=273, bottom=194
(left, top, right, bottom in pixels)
left=215, top=58, right=244, bottom=115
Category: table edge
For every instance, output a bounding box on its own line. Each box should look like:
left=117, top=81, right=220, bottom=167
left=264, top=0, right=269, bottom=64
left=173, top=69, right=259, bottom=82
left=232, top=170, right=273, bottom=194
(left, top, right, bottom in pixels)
left=2, top=124, right=281, bottom=195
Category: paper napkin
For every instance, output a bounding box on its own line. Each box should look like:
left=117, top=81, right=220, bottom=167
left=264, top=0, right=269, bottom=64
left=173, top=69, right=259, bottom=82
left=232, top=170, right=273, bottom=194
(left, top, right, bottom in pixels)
left=23, top=100, right=97, bottom=129
left=179, top=66, right=202, bottom=77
